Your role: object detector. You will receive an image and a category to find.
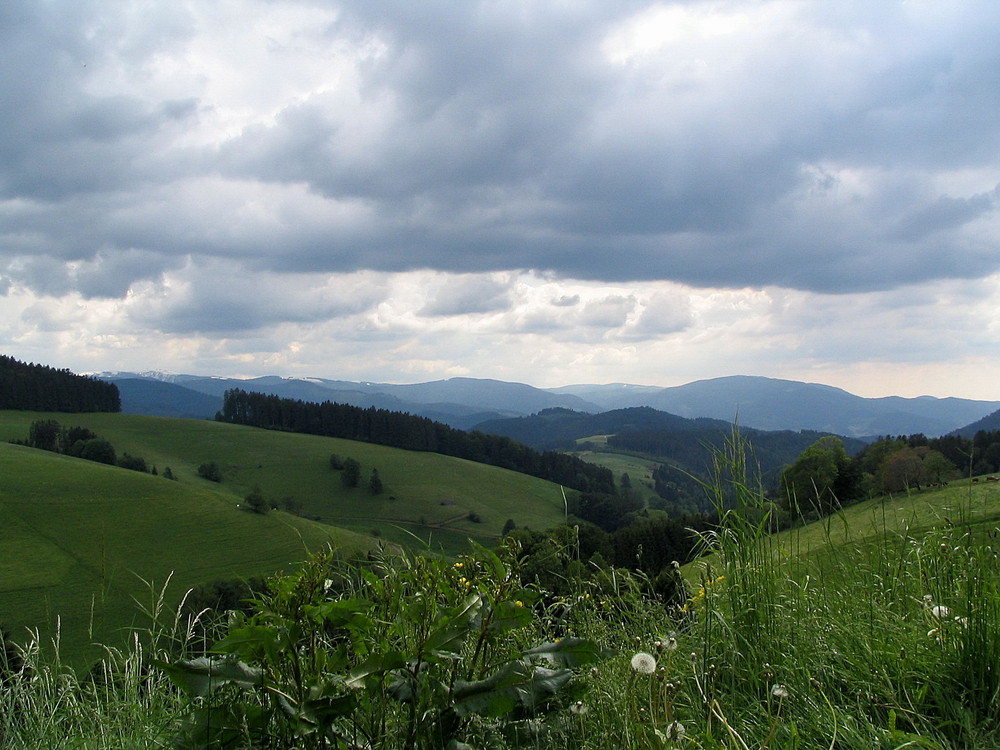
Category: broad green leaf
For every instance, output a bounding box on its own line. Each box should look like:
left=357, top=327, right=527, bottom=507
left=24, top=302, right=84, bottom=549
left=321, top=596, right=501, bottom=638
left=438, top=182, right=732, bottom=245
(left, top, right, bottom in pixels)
left=344, top=650, right=408, bottom=689
left=467, top=539, right=508, bottom=580
left=296, top=682, right=359, bottom=730
left=521, top=637, right=607, bottom=668
left=452, top=661, right=574, bottom=717
left=303, top=598, right=374, bottom=629
left=212, top=624, right=283, bottom=664
left=487, top=600, right=533, bottom=633
left=159, top=655, right=263, bottom=698
left=424, top=593, right=482, bottom=656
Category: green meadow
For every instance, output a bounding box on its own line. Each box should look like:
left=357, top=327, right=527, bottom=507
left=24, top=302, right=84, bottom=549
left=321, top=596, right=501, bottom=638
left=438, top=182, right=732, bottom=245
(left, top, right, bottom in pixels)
left=0, top=411, right=567, bottom=662
left=6, top=433, right=1000, bottom=748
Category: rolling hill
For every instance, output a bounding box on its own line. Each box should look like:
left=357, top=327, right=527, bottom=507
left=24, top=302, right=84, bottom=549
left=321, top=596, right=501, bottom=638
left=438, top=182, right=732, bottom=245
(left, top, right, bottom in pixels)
left=556, top=376, right=1000, bottom=437
left=0, top=411, right=569, bottom=662
left=0, top=440, right=373, bottom=664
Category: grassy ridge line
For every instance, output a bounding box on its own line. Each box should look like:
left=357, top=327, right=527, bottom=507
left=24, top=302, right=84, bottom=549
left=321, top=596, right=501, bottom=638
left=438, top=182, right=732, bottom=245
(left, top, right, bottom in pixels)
left=0, top=441, right=371, bottom=664
left=0, top=411, right=568, bottom=661
left=775, top=478, right=1000, bottom=555
left=0, top=411, right=568, bottom=540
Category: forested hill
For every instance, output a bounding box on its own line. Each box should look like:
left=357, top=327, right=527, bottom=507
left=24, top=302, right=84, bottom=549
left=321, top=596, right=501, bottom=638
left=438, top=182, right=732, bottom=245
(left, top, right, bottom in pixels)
left=474, top=406, right=868, bottom=485
left=219, top=388, right=615, bottom=494
left=474, top=406, right=732, bottom=450
left=0, top=355, right=120, bottom=412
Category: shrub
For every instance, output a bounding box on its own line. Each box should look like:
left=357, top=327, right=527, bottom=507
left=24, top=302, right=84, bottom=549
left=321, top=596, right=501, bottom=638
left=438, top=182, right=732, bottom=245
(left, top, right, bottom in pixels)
left=197, top=462, right=222, bottom=482
left=341, top=457, right=360, bottom=488
left=79, top=438, right=117, bottom=466
left=117, top=452, right=148, bottom=473
left=243, top=486, right=268, bottom=515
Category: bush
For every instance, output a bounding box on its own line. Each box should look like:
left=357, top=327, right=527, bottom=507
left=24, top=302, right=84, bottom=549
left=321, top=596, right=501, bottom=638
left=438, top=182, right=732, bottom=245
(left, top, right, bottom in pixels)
left=117, top=453, right=148, bottom=473
left=197, top=461, right=222, bottom=482
left=79, top=439, right=117, bottom=466
left=243, top=486, right=268, bottom=514
left=341, top=457, right=360, bottom=488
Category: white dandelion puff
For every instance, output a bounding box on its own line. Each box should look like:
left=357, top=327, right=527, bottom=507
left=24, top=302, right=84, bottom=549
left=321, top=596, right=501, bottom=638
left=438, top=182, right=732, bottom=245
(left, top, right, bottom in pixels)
left=631, top=651, right=657, bottom=674
left=931, top=604, right=950, bottom=619
left=570, top=700, right=589, bottom=715
left=771, top=683, right=789, bottom=699
left=666, top=720, right=686, bottom=741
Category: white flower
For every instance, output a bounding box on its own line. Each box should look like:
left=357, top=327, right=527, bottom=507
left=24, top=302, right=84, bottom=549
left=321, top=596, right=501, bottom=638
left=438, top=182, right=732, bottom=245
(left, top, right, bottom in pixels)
left=631, top=651, right=657, bottom=674
left=666, top=720, right=686, bottom=741
left=771, top=684, right=789, bottom=699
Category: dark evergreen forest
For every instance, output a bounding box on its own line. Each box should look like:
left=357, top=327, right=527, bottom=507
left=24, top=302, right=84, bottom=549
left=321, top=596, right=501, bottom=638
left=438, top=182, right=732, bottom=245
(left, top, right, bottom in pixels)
left=219, top=388, right=616, bottom=494
left=0, top=355, right=120, bottom=412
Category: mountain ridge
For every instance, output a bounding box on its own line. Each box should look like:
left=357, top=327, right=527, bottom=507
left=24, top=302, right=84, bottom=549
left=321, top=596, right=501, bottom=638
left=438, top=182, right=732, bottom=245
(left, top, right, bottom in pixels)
left=95, top=372, right=1000, bottom=438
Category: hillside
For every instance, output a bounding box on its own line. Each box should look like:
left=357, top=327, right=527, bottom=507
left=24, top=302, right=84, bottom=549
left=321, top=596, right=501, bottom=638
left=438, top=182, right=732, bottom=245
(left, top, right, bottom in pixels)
left=473, top=406, right=867, bottom=494
left=950, top=406, right=1000, bottom=437
left=0, top=411, right=570, bottom=661
left=112, top=377, right=223, bottom=419
left=0, top=411, right=568, bottom=547
left=473, top=406, right=731, bottom=450
left=0, top=440, right=373, bottom=664
left=636, top=376, right=999, bottom=437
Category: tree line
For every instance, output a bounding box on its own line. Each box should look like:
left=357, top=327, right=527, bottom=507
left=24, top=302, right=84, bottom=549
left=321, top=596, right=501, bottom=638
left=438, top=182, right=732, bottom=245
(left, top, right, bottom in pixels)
left=15, top=418, right=153, bottom=474
left=0, top=355, right=120, bottom=412
left=219, top=389, right=615, bottom=494
left=778, top=429, right=1000, bottom=522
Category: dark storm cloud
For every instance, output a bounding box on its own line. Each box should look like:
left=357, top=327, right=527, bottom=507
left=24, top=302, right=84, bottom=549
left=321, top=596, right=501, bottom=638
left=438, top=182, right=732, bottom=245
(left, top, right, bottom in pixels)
left=2, top=0, right=1000, bottom=319
left=126, top=263, right=385, bottom=335
left=418, top=275, right=512, bottom=317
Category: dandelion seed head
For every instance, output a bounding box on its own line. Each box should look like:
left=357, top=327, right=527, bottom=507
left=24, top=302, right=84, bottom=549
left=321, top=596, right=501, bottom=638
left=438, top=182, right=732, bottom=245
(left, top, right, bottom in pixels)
left=631, top=651, right=657, bottom=674
left=931, top=604, right=950, bottom=618
left=666, top=720, right=686, bottom=741
left=771, top=684, right=789, bottom=699
left=570, top=700, right=588, bottom=715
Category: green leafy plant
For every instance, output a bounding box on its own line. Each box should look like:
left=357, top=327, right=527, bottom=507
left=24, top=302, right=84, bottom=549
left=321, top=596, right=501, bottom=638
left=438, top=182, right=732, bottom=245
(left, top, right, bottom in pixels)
left=161, top=542, right=606, bottom=749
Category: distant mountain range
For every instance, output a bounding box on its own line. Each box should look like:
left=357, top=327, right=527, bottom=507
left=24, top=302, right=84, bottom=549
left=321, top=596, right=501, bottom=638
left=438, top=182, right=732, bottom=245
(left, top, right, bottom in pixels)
left=97, top=372, right=1000, bottom=439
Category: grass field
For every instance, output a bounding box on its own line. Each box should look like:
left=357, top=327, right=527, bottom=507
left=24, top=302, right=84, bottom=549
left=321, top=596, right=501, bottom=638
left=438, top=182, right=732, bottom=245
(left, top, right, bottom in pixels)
left=8, top=436, right=1000, bottom=748
left=0, top=411, right=568, bottom=662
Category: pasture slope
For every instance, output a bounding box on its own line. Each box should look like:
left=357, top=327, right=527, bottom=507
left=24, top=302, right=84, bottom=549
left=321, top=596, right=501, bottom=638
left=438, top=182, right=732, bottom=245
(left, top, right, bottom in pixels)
left=0, top=411, right=567, bottom=663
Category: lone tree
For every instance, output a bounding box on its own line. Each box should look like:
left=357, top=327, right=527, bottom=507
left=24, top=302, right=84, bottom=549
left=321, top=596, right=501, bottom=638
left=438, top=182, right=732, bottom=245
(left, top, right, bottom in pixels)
left=341, top=458, right=361, bottom=488
left=369, top=468, right=383, bottom=495
left=244, top=486, right=269, bottom=515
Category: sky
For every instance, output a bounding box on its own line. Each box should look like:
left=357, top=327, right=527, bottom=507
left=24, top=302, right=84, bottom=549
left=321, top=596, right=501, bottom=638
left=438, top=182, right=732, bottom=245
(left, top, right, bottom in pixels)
left=2, top=0, right=999, bottom=399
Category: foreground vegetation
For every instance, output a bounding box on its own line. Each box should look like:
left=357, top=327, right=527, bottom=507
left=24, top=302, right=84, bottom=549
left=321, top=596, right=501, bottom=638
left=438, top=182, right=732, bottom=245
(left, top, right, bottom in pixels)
left=4, top=434, right=1000, bottom=749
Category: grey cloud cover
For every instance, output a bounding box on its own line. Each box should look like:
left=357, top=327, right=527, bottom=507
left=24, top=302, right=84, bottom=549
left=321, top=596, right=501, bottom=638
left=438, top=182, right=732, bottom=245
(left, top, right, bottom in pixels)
left=1, top=0, right=1000, bottom=401
left=2, top=0, right=998, bottom=308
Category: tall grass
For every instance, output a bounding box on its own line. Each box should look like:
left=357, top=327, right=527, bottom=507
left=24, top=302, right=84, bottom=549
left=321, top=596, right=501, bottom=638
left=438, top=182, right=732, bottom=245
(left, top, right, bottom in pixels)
left=3, top=430, right=1000, bottom=748
left=573, top=429, right=1000, bottom=749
